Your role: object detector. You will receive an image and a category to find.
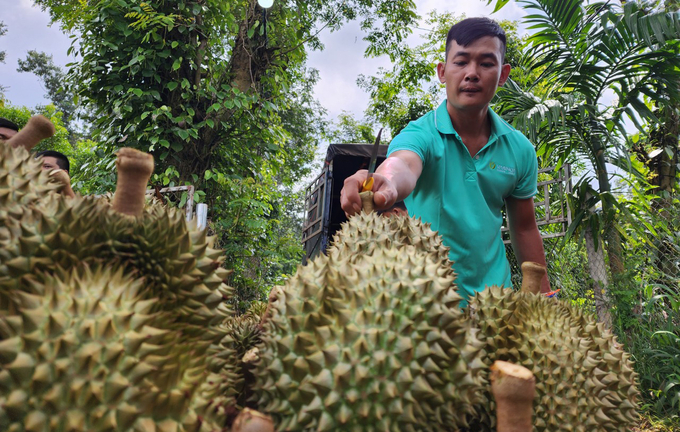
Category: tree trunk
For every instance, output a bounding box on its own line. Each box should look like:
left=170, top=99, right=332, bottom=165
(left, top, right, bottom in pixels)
left=584, top=223, right=612, bottom=328
left=593, top=141, right=625, bottom=277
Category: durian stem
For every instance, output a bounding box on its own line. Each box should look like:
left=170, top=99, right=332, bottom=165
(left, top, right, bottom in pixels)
left=359, top=190, right=375, bottom=213
left=111, top=148, right=154, bottom=217
left=520, top=261, right=546, bottom=295
left=231, top=408, right=274, bottom=432
left=491, top=360, right=535, bottom=432
left=5, top=115, right=55, bottom=150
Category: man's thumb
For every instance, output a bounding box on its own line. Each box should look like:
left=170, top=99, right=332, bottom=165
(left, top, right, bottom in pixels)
left=373, top=190, right=391, bottom=209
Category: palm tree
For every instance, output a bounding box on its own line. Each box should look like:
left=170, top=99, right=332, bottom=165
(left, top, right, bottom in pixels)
left=489, top=0, right=680, bottom=326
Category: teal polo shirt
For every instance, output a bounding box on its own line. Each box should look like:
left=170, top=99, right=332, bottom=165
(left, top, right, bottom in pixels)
left=388, top=100, right=538, bottom=307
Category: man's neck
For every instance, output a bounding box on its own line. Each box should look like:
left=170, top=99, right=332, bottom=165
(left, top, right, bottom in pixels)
left=446, top=103, right=492, bottom=156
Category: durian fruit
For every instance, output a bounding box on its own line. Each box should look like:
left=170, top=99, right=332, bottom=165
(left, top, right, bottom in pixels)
left=243, top=300, right=268, bottom=323
left=0, top=264, right=219, bottom=432
left=0, top=143, right=239, bottom=430
left=254, top=212, right=485, bottom=431
left=326, top=210, right=452, bottom=271
left=0, top=125, right=59, bottom=250
left=0, top=148, right=233, bottom=334
left=468, top=286, right=639, bottom=432
left=193, top=314, right=265, bottom=425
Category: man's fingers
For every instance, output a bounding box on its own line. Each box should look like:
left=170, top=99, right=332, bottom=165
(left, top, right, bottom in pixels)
left=370, top=176, right=397, bottom=211
left=341, top=170, right=368, bottom=217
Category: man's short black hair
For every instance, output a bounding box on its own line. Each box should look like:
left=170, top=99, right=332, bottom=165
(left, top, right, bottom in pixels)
left=36, top=150, right=70, bottom=172
left=445, top=17, right=507, bottom=62
left=0, top=117, right=19, bottom=132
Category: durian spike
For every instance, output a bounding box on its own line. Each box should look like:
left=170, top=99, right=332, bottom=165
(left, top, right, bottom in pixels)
left=5, top=114, right=55, bottom=150
left=491, top=360, right=535, bottom=432
left=359, top=190, right=375, bottom=213
left=231, top=408, right=274, bottom=432
left=520, top=261, right=546, bottom=295
left=111, top=148, right=154, bottom=217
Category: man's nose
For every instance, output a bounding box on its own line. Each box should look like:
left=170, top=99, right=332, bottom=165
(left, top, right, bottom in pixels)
left=464, top=67, right=480, bottom=81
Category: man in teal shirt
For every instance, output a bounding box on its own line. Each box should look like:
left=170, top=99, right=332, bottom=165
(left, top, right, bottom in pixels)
left=341, top=17, right=550, bottom=306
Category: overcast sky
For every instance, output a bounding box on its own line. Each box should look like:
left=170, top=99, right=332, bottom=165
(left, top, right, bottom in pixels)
left=1, top=0, right=526, bottom=121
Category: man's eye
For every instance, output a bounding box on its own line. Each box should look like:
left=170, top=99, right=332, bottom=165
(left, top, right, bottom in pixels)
left=482, top=63, right=495, bottom=67
left=453, top=61, right=466, bottom=66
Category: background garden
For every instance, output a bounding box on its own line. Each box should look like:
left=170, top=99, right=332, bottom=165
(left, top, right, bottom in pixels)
left=1, top=0, right=678, bottom=429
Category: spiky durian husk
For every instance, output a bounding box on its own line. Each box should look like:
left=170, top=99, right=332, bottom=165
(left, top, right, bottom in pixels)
left=327, top=211, right=452, bottom=271
left=0, top=265, right=225, bottom=432
left=243, top=301, right=268, bottom=322
left=0, top=145, right=58, bottom=247
left=194, top=315, right=264, bottom=425
left=0, top=194, right=232, bottom=334
left=254, top=240, right=485, bottom=432
left=468, top=286, right=639, bottom=431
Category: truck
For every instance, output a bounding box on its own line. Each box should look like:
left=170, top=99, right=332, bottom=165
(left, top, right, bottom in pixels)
left=301, top=143, right=388, bottom=263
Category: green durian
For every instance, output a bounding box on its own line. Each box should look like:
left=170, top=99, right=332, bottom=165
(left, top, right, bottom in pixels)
left=326, top=211, right=452, bottom=270
left=254, top=212, right=485, bottom=432
left=0, top=144, right=59, bottom=248
left=194, top=314, right=265, bottom=424
left=0, top=264, right=220, bottom=432
left=0, top=194, right=232, bottom=345
left=0, top=143, right=239, bottom=430
left=468, top=286, right=639, bottom=432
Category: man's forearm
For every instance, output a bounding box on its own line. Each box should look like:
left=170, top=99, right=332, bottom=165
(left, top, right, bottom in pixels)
left=510, top=227, right=551, bottom=293
left=375, top=156, right=419, bottom=202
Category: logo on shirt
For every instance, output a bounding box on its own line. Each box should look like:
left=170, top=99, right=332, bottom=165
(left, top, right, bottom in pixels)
left=489, top=162, right=515, bottom=174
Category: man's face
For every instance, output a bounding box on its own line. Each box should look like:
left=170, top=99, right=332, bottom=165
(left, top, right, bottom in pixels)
left=41, top=156, right=62, bottom=172
left=437, top=36, right=511, bottom=114
left=0, top=127, right=17, bottom=143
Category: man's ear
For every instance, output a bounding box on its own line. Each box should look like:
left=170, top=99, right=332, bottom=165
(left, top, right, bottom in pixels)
left=436, top=62, right=446, bottom=83
left=498, top=63, right=511, bottom=87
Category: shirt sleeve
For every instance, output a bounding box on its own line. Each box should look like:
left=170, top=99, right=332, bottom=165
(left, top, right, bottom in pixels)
left=511, top=133, right=539, bottom=199
left=386, top=119, right=430, bottom=164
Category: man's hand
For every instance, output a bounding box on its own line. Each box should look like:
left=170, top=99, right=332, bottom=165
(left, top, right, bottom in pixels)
left=340, top=170, right=399, bottom=217
left=49, top=169, right=76, bottom=198
left=340, top=150, right=422, bottom=218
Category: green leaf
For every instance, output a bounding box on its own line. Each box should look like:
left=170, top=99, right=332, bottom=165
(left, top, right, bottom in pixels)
left=167, top=82, right=178, bottom=91
left=172, top=58, right=182, bottom=71
left=132, top=88, right=143, bottom=97
left=171, top=141, right=183, bottom=151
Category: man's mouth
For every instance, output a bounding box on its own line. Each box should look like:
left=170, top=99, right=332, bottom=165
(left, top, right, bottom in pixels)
left=460, top=87, right=481, bottom=93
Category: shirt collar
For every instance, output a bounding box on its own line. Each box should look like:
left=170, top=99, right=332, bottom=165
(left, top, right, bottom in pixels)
left=434, top=100, right=514, bottom=139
